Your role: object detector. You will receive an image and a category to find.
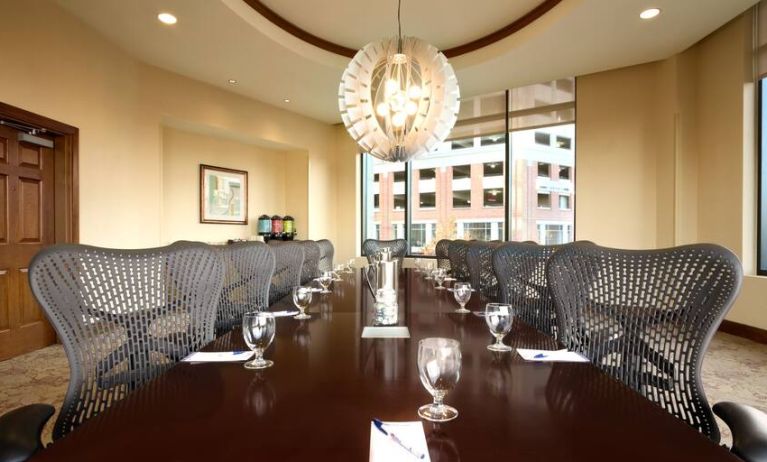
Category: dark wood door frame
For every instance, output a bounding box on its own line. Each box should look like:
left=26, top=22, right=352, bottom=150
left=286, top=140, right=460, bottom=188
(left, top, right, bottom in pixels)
left=0, top=101, right=78, bottom=244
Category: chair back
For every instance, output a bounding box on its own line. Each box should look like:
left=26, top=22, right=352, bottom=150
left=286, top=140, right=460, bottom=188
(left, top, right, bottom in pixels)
left=447, top=240, right=472, bottom=281
left=317, top=239, right=334, bottom=273
left=296, top=240, right=321, bottom=284
left=215, top=242, right=275, bottom=334
left=546, top=242, right=743, bottom=442
left=362, top=239, right=407, bottom=266
left=435, top=239, right=452, bottom=271
left=267, top=241, right=305, bottom=305
left=466, top=241, right=504, bottom=298
left=29, top=242, right=224, bottom=439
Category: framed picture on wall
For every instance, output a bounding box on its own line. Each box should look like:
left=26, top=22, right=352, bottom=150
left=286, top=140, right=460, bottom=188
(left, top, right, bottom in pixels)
left=200, top=164, right=248, bottom=224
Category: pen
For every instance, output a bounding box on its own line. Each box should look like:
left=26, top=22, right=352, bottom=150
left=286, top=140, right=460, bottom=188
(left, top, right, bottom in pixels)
left=534, top=353, right=547, bottom=359
left=373, top=419, right=426, bottom=460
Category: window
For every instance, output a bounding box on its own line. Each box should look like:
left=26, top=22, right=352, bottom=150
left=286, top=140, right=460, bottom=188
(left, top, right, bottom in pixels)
left=537, top=193, right=551, bottom=208
left=483, top=162, right=503, bottom=177
left=535, top=132, right=551, bottom=145
left=453, top=190, right=471, bottom=208
left=419, top=192, right=435, bottom=208
left=452, top=164, right=471, bottom=180
left=538, top=163, right=551, bottom=178
left=760, top=79, right=767, bottom=274
left=418, top=168, right=436, bottom=180
left=556, top=136, right=572, bottom=149
left=361, top=78, right=576, bottom=256
left=484, top=189, right=503, bottom=207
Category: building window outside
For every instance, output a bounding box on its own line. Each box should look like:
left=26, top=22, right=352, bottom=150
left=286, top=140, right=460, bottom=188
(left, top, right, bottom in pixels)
left=537, top=223, right=569, bottom=245
left=452, top=164, right=471, bottom=180
left=559, top=194, right=570, bottom=210
left=373, top=173, right=379, bottom=182
left=535, top=132, right=551, bottom=146
left=759, top=78, right=767, bottom=274
left=453, top=190, right=471, bottom=208
left=394, top=194, right=406, bottom=210
left=391, top=223, right=405, bottom=239
left=559, top=166, right=571, bottom=180
left=393, top=171, right=406, bottom=183
left=419, top=168, right=436, bottom=180
left=460, top=221, right=504, bottom=241
left=480, top=135, right=504, bottom=146
left=451, top=139, right=473, bottom=150
left=374, top=223, right=380, bottom=239
left=373, top=194, right=380, bottom=209
left=538, top=162, right=551, bottom=178
left=483, top=162, right=503, bottom=177
left=537, top=193, right=551, bottom=209
left=556, top=136, right=572, bottom=149
left=419, top=192, right=436, bottom=208
left=484, top=189, right=503, bottom=207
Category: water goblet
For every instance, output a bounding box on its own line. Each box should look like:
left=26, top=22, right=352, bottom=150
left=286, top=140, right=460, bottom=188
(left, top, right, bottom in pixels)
left=346, top=258, right=355, bottom=273
left=484, top=303, right=514, bottom=352
left=292, top=286, right=313, bottom=320
left=433, top=268, right=446, bottom=290
left=417, top=338, right=461, bottom=422
left=242, top=312, right=276, bottom=369
left=453, top=282, right=472, bottom=314
left=332, top=265, right=344, bottom=281
left=318, top=271, right=333, bottom=294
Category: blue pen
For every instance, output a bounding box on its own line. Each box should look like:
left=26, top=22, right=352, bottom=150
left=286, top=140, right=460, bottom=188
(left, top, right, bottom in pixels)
left=534, top=353, right=547, bottom=359
left=373, top=419, right=425, bottom=460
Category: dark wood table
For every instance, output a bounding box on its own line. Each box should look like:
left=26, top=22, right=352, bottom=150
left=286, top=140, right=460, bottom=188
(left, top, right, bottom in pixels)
left=33, top=270, right=737, bottom=461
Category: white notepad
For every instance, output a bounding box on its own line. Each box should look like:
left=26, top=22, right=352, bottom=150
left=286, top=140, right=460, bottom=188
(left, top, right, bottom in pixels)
left=361, top=326, right=411, bottom=339
left=369, top=421, right=430, bottom=462
left=270, top=310, right=299, bottom=317
left=181, top=351, right=254, bottom=363
left=516, top=348, right=589, bottom=363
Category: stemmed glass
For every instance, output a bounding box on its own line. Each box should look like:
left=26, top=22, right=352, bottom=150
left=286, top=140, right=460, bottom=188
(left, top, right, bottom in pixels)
left=317, top=271, right=333, bottom=294
left=292, top=286, right=313, bottom=320
left=417, top=338, right=461, bottom=422
left=484, top=303, right=514, bottom=352
left=432, top=268, right=446, bottom=290
left=453, top=282, right=472, bottom=314
left=242, top=312, right=276, bottom=369
left=332, top=265, right=344, bottom=281
left=346, top=258, right=355, bottom=273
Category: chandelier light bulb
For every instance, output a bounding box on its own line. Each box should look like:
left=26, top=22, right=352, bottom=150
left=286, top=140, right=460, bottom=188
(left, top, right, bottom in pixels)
left=385, top=79, right=400, bottom=97
left=407, top=85, right=422, bottom=100
left=405, top=101, right=418, bottom=115
left=392, top=112, right=407, bottom=127
left=376, top=102, right=390, bottom=117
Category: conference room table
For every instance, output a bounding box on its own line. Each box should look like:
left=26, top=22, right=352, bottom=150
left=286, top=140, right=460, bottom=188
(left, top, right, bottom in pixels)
left=32, top=269, right=737, bottom=461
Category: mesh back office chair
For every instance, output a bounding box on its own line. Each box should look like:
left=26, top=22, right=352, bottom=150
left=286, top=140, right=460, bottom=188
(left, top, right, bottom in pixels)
left=435, top=239, right=452, bottom=271
left=215, top=242, right=275, bottom=334
left=362, top=239, right=407, bottom=266
left=447, top=240, right=472, bottom=281
left=466, top=241, right=504, bottom=298
left=28, top=242, right=224, bottom=439
left=546, top=242, right=742, bottom=442
left=267, top=241, right=305, bottom=305
left=317, top=239, right=334, bottom=273
left=297, top=240, right=321, bottom=285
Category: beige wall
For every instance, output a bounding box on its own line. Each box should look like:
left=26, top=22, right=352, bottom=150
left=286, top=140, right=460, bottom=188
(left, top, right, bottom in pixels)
left=577, top=12, right=767, bottom=330
left=0, top=0, right=336, bottom=248
left=161, top=127, right=308, bottom=244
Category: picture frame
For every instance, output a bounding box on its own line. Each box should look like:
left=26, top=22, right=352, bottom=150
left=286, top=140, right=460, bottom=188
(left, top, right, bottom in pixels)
left=200, top=164, right=248, bottom=224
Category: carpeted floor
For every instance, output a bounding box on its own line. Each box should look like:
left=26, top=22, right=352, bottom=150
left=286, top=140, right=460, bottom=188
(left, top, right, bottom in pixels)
left=0, top=332, right=765, bottom=447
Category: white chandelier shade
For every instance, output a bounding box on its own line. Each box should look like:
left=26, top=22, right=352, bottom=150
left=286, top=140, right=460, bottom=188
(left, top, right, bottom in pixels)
left=338, top=36, right=460, bottom=163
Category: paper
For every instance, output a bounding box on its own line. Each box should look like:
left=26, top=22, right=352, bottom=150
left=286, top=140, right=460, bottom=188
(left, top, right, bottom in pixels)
left=270, top=310, right=299, bottom=317
left=181, top=351, right=254, bottom=363
left=361, top=326, right=410, bottom=339
left=472, top=311, right=486, bottom=317
left=516, top=348, right=589, bottom=363
left=369, top=421, right=430, bottom=462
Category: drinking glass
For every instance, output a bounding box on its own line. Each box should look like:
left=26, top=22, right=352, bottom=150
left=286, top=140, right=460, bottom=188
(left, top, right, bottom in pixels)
left=484, top=303, right=514, bottom=352
left=346, top=258, right=355, bottom=273
left=332, top=265, right=344, bottom=281
left=433, top=268, right=446, bottom=290
left=417, top=338, right=461, bottom=422
left=453, top=282, right=472, bottom=314
left=242, top=312, right=276, bottom=369
left=318, top=271, right=333, bottom=294
left=292, top=286, right=313, bottom=320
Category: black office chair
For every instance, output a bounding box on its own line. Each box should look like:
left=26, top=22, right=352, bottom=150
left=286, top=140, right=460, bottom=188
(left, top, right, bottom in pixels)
left=0, top=404, right=54, bottom=462
left=267, top=241, right=305, bottom=306
left=296, top=240, right=321, bottom=285
left=435, top=239, right=452, bottom=271
left=215, top=242, right=275, bottom=335
left=465, top=241, right=504, bottom=298
left=28, top=242, right=224, bottom=440
left=447, top=240, right=472, bottom=282
left=362, top=239, right=407, bottom=266
left=547, top=242, right=767, bottom=461
left=317, top=239, right=334, bottom=273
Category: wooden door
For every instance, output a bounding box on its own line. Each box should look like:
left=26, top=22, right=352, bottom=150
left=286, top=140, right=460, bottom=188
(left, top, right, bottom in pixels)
left=0, top=124, right=56, bottom=360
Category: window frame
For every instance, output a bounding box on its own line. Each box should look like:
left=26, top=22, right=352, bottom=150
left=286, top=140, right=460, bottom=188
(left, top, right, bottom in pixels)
left=758, top=78, right=767, bottom=275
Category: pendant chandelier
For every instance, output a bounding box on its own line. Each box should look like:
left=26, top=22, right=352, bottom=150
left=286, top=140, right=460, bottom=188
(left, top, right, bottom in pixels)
left=338, top=0, right=460, bottom=163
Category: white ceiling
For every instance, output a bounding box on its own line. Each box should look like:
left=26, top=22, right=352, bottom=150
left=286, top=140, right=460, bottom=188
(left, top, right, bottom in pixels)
left=56, top=0, right=758, bottom=124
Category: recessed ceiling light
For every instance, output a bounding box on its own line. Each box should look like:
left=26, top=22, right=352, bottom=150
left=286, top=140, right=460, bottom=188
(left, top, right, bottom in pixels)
left=228, top=79, right=238, bottom=84
left=639, top=8, right=661, bottom=19
left=157, top=12, right=177, bottom=25
left=283, top=98, right=291, bottom=103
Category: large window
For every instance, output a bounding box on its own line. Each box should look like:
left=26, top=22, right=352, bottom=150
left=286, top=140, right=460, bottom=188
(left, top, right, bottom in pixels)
left=760, top=79, right=767, bottom=274
left=361, top=78, right=576, bottom=256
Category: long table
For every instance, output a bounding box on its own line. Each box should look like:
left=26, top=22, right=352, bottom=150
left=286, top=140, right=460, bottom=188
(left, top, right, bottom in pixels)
left=32, top=269, right=737, bottom=461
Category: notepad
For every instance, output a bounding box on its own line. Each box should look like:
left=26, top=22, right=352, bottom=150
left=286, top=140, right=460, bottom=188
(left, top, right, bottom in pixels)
left=270, top=310, right=299, bottom=317
left=516, top=348, right=589, bottom=363
left=369, top=421, right=430, bottom=462
left=181, top=351, right=254, bottom=363
left=361, top=326, right=411, bottom=339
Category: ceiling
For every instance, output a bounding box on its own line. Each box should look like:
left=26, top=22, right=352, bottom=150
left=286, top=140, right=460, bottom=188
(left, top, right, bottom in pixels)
left=57, top=0, right=758, bottom=124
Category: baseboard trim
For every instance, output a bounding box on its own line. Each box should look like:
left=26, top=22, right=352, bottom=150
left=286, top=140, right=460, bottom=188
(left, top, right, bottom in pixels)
left=719, top=319, right=767, bottom=345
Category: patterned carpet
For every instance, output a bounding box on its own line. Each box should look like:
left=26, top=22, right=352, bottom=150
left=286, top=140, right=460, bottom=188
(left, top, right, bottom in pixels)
left=0, top=332, right=765, bottom=447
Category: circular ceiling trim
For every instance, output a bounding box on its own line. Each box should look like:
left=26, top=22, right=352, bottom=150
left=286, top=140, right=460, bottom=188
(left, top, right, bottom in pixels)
left=242, top=0, right=562, bottom=58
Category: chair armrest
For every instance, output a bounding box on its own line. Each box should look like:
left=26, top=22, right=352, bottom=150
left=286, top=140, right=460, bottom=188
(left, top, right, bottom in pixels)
left=0, top=404, right=54, bottom=462
left=714, top=402, right=767, bottom=462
